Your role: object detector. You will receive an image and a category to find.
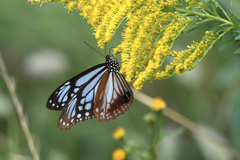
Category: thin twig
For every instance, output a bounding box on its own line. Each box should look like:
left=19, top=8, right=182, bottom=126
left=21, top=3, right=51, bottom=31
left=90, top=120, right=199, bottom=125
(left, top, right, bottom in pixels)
left=132, top=88, right=240, bottom=160
left=0, top=54, right=40, bottom=160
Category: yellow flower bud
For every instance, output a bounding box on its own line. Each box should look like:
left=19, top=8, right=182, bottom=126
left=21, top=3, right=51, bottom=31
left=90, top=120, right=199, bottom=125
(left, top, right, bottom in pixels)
left=112, top=148, right=126, bottom=160
left=112, top=127, right=125, bottom=140
left=151, top=97, right=166, bottom=111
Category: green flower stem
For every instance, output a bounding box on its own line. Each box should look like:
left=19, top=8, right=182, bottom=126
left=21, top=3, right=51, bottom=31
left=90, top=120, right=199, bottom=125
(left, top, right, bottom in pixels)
left=156, top=111, right=163, bottom=145
left=149, top=111, right=163, bottom=160
left=202, top=2, right=214, bottom=15
left=173, top=7, right=233, bottom=26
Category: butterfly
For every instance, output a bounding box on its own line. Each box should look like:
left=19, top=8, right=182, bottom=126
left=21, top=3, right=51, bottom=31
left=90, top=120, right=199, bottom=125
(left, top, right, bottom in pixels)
left=46, top=55, right=134, bottom=130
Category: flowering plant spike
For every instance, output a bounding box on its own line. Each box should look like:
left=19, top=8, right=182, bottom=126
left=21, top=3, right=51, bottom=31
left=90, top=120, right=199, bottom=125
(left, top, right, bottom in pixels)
left=29, top=0, right=240, bottom=90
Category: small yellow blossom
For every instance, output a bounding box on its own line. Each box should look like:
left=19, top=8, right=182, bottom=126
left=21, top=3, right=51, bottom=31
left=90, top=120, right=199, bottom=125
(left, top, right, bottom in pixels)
left=151, top=97, right=166, bottom=111
left=112, top=148, right=126, bottom=160
left=112, top=127, right=125, bottom=140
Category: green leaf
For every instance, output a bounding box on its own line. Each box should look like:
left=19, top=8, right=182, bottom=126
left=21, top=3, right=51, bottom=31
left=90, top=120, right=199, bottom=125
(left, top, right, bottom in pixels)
left=235, top=34, right=240, bottom=40
left=233, top=48, right=240, bottom=54
left=161, top=127, right=185, bottom=141
left=211, top=26, right=232, bottom=35
left=227, top=13, right=240, bottom=28
left=185, top=17, right=199, bottom=31
left=218, top=36, right=236, bottom=52
left=231, top=0, right=234, bottom=13
left=210, top=1, right=219, bottom=16
left=184, top=18, right=211, bottom=33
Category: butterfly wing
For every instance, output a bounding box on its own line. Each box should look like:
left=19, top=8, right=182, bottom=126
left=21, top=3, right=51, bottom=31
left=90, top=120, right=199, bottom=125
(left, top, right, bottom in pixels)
left=94, top=71, right=134, bottom=121
left=46, top=63, right=106, bottom=110
left=46, top=63, right=108, bottom=130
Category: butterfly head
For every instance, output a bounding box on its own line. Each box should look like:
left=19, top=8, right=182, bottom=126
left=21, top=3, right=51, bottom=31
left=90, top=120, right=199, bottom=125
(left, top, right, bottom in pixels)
left=106, top=55, right=120, bottom=73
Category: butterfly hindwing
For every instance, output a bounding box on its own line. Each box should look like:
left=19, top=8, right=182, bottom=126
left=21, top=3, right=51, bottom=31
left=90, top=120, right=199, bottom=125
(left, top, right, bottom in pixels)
left=94, top=71, right=134, bottom=121
left=46, top=63, right=106, bottom=110
left=58, top=80, right=98, bottom=130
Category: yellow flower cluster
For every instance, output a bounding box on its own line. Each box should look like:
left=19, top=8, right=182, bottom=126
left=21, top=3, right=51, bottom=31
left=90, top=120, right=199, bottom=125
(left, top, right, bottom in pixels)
left=64, top=1, right=77, bottom=12
left=174, top=30, right=215, bottom=75
left=77, top=0, right=141, bottom=48
left=129, top=16, right=190, bottom=89
left=185, top=0, right=203, bottom=9
left=29, top=0, right=219, bottom=90
left=114, top=1, right=181, bottom=89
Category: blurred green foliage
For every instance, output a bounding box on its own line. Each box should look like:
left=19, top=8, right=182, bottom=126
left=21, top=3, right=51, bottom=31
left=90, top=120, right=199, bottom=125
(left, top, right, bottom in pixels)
left=0, top=0, right=240, bottom=160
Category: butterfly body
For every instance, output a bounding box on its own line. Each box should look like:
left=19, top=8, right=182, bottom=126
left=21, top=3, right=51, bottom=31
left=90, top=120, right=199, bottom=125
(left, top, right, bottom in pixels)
left=47, top=55, right=133, bottom=130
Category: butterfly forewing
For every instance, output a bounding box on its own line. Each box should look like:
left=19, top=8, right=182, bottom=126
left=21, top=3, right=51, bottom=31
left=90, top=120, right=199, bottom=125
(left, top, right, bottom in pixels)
left=47, top=64, right=108, bottom=130
left=46, top=64, right=106, bottom=110
left=94, top=71, right=134, bottom=121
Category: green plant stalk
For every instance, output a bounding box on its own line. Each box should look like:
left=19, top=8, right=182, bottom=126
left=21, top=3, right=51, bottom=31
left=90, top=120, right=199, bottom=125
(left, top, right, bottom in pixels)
left=173, top=7, right=232, bottom=25
left=149, top=111, right=163, bottom=160
left=201, top=1, right=214, bottom=15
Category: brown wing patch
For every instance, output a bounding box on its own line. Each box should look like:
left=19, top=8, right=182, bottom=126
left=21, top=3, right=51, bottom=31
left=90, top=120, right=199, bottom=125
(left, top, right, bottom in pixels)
left=94, top=71, right=134, bottom=121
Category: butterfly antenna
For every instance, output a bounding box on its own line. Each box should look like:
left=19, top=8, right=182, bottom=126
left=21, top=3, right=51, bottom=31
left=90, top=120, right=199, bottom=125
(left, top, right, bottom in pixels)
left=109, top=47, right=116, bottom=56
left=84, top=41, right=104, bottom=57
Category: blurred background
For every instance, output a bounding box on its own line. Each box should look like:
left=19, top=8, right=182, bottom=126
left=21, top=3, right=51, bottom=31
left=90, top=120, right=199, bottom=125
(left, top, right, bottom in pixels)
left=0, top=0, right=240, bottom=160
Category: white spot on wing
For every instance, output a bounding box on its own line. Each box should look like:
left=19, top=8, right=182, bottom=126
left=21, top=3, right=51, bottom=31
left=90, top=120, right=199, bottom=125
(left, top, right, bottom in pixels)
left=58, top=85, right=70, bottom=103
left=63, top=94, right=68, bottom=102
left=86, top=90, right=93, bottom=102
left=65, top=82, right=70, bottom=85
left=113, top=91, right=117, bottom=99
left=66, top=97, right=77, bottom=119
left=106, top=73, right=113, bottom=103
left=85, top=112, right=90, bottom=116
left=78, top=106, right=83, bottom=111
left=74, top=88, right=79, bottom=93
left=85, top=103, right=91, bottom=110
left=71, top=108, right=76, bottom=118
left=80, top=98, right=85, bottom=105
